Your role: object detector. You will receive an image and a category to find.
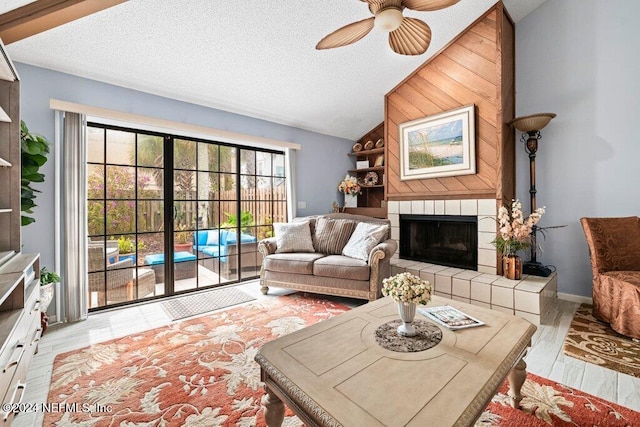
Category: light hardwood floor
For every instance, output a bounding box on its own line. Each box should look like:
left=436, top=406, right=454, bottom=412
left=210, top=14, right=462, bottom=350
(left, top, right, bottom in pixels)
left=12, top=281, right=640, bottom=426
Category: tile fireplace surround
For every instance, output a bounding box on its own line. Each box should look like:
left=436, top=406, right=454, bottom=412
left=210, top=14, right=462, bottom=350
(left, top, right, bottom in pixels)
left=387, top=199, right=557, bottom=324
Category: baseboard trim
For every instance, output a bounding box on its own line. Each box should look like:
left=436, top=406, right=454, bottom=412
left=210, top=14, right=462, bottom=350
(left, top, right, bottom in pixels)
left=557, top=292, right=592, bottom=305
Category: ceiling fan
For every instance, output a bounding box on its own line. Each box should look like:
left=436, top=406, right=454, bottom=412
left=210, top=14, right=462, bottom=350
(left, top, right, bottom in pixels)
left=316, top=0, right=460, bottom=56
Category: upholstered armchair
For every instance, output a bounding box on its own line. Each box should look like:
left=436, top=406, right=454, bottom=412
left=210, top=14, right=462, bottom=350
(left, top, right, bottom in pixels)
left=580, top=217, right=640, bottom=339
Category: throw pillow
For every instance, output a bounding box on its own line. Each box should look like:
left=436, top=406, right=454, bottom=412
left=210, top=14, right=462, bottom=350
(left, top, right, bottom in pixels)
left=312, top=217, right=357, bottom=255
left=342, top=222, right=389, bottom=262
left=206, top=230, right=220, bottom=246
left=274, top=221, right=315, bottom=253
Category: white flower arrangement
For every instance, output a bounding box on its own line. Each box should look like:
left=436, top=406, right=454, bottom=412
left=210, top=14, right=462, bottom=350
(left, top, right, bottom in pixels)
left=337, top=174, right=361, bottom=196
left=382, top=272, right=432, bottom=305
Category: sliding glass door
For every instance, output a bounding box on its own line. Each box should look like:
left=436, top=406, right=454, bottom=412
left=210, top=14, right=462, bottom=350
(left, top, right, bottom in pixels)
left=86, top=123, right=286, bottom=310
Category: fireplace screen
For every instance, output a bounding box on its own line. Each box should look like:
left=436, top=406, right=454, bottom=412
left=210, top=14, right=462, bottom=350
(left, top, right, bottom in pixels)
left=400, top=215, right=477, bottom=270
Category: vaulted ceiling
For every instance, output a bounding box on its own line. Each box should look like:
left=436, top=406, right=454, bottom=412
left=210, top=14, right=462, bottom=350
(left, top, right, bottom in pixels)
left=2, top=0, right=546, bottom=140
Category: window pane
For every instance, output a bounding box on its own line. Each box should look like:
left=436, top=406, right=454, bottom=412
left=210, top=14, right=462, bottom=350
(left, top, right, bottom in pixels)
left=138, top=168, right=163, bottom=200
left=106, top=129, right=135, bottom=165
left=256, top=152, right=272, bottom=176
left=87, top=201, right=104, bottom=236
left=197, top=171, right=217, bottom=200
left=219, top=146, right=237, bottom=173
left=273, top=154, right=285, bottom=177
left=175, top=201, right=197, bottom=230
left=174, top=170, right=195, bottom=200
left=174, top=139, right=196, bottom=171
left=138, top=200, right=163, bottom=233
left=138, top=134, right=164, bottom=168
left=105, top=201, right=136, bottom=235
left=198, top=142, right=219, bottom=172
left=87, top=164, right=105, bottom=199
left=106, top=166, right=135, bottom=199
left=219, top=174, right=237, bottom=197
left=87, top=127, right=104, bottom=163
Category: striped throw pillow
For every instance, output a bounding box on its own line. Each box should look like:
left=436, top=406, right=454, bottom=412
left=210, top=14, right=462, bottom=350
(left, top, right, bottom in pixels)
left=312, top=217, right=357, bottom=255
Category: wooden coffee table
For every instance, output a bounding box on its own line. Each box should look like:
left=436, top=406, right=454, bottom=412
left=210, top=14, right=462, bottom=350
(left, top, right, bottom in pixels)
left=255, top=295, right=536, bottom=427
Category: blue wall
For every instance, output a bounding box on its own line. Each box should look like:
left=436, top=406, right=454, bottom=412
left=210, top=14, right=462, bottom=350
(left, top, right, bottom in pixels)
left=16, top=62, right=354, bottom=313
left=515, top=0, right=640, bottom=298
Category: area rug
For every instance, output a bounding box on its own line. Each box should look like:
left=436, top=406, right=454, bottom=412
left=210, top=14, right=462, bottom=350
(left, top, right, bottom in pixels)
left=45, top=294, right=349, bottom=426
left=45, top=296, right=639, bottom=427
left=477, top=373, right=639, bottom=426
left=160, top=286, right=255, bottom=320
left=563, top=304, right=640, bottom=378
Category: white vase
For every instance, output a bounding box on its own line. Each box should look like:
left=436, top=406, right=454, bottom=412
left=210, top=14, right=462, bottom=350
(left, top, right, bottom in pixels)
left=397, top=302, right=417, bottom=337
left=40, top=283, right=55, bottom=312
left=344, top=193, right=357, bottom=208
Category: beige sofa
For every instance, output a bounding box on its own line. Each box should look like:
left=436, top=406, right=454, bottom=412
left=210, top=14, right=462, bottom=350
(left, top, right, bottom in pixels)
left=258, top=213, right=397, bottom=301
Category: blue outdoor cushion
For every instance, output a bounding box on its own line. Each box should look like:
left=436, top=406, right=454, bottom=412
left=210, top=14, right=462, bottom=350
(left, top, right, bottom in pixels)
left=145, top=251, right=197, bottom=265
left=194, top=230, right=209, bottom=246
left=226, top=232, right=258, bottom=244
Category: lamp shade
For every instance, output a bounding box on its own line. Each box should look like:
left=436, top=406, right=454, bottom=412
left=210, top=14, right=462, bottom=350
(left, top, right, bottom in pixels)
left=509, top=113, right=556, bottom=133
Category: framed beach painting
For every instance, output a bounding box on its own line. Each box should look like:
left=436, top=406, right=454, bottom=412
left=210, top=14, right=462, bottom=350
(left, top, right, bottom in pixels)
left=399, top=105, right=476, bottom=180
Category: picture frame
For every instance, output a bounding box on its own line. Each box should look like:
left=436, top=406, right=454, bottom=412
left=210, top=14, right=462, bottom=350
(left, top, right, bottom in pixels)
left=356, top=160, right=369, bottom=169
left=398, top=104, right=476, bottom=180
left=374, top=155, right=384, bottom=167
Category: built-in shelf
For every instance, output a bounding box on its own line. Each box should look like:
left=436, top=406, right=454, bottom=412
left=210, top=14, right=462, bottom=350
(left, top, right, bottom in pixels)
left=360, top=184, right=384, bottom=189
left=0, top=157, right=11, bottom=167
left=0, top=106, right=10, bottom=123
left=347, top=147, right=384, bottom=157
left=348, top=166, right=384, bottom=173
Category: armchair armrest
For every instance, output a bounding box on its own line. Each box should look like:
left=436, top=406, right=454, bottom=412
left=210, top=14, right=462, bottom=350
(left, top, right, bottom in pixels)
left=368, top=239, right=397, bottom=266
left=107, top=258, right=134, bottom=270
left=258, top=237, right=278, bottom=256
left=368, top=239, right=397, bottom=300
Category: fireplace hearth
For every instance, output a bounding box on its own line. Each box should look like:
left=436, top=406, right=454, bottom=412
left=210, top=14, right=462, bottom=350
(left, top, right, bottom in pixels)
left=400, top=215, right=478, bottom=270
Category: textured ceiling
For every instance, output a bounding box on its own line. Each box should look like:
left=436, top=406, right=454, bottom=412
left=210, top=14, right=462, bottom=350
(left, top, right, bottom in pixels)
left=5, top=0, right=546, bottom=140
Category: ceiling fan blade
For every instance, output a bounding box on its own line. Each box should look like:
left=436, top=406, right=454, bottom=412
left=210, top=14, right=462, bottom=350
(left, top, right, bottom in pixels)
left=316, top=17, right=375, bottom=50
left=402, top=0, right=460, bottom=12
left=389, top=17, right=431, bottom=55
left=361, top=0, right=401, bottom=14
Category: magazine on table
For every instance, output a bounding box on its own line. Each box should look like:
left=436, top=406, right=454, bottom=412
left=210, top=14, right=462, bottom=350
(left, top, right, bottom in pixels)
left=418, top=305, right=485, bottom=330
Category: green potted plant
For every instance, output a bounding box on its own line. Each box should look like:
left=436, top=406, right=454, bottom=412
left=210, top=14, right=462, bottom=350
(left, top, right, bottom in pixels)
left=174, top=224, right=193, bottom=253
left=21, top=121, right=51, bottom=226
left=116, top=236, right=145, bottom=263
left=40, top=266, right=60, bottom=309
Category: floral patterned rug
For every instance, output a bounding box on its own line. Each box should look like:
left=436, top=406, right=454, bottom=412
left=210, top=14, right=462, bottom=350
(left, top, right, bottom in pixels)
left=563, top=304, right=640, bottom=378
left=45, top=296, right=639, bottom=426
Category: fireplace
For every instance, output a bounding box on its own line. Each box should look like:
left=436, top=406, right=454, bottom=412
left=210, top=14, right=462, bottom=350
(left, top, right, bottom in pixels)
left=400, top=214, right=478, bottom=270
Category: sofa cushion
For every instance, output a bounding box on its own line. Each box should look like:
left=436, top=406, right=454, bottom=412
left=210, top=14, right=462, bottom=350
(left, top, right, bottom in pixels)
left=206, top=230, right=221, bottom=246
left=312, top=217, right=357, bottom=255
left=313, top=255, right=370, bottom=281
left=274, top=221, right=315, bottom=253
left=342, top=222, right=389, bottom=262
left=264, top=253, right=326, bottom=275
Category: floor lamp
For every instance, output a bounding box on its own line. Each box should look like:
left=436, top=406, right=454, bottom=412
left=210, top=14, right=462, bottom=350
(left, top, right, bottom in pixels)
left=509, top=113, right=556, bottom=277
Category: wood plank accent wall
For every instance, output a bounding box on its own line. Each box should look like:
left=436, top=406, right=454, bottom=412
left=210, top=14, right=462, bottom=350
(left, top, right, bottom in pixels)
left=385, top=2, right=515, bottom=202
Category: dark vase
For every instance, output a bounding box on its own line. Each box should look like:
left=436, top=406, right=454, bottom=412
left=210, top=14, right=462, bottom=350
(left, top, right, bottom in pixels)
left=503, top=255, right=523, bottom=280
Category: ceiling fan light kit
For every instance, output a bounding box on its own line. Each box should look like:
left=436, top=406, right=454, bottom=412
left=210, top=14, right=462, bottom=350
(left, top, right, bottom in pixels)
left=316, top=0, right=460, bottom=56
left=374, top=8, right=404, bottom=32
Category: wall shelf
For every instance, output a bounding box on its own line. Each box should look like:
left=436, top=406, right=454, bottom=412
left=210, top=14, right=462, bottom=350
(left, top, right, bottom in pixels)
left=0, top=157, right=11, bottom=167
left=344, top=123, right=386, bottom=215
left=347, top=147, right=384, bottom=157
left=0, top=209, right=13, bottom=213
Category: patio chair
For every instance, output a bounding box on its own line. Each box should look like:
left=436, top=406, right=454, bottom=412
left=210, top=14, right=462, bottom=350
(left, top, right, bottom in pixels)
left=88, top=244, right=156, bottom=305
